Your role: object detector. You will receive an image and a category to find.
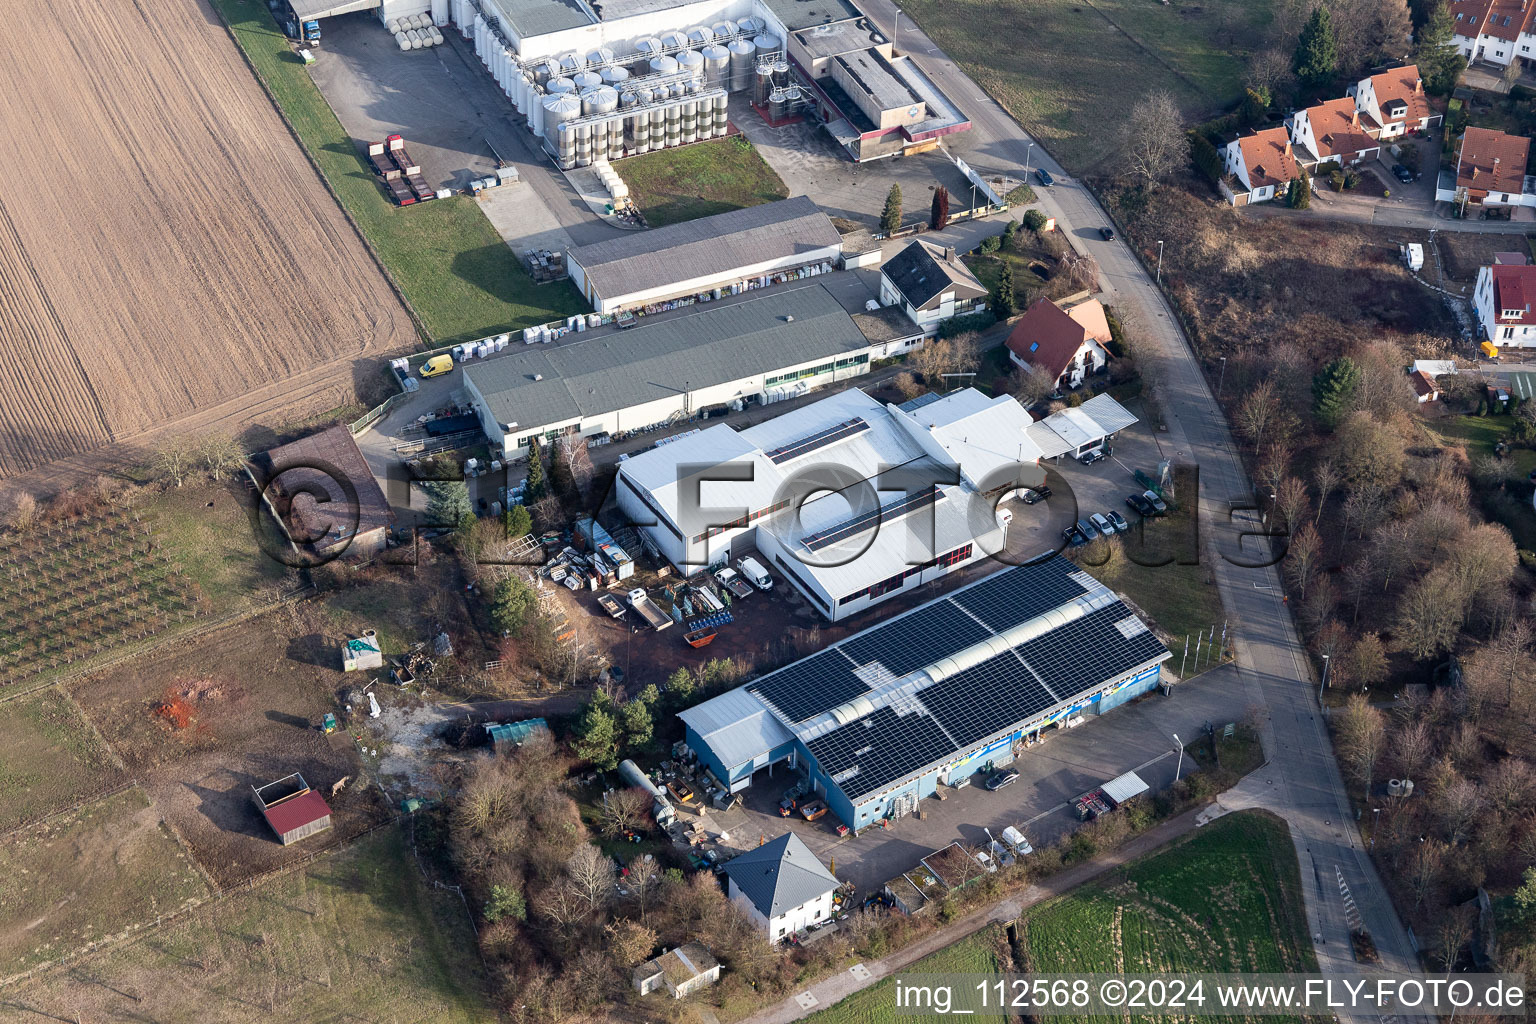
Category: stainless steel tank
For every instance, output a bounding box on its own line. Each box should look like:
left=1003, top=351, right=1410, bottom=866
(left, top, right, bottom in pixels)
left=650, top=54, right=678, bottom=75
left=711, top=19, right=739, bottom=39
left=685, top=25, right=712, bottom=47
left=754, top=63, right=774, bottom=105
left=602, top=65, right=631, bottom=86
left=728, top=39, right=755, bottom=92
left=754, top=33, right=781, bottom=59
left=701, top=44, right=730, bottom=88
left=546, top=76, right=576, bottom=95
left=676, top=49, right=705, bottom=82
left=573, top=70, right=603, bottom=91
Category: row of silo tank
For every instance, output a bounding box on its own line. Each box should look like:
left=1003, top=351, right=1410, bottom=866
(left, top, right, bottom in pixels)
left=752, top=53, right=791, bottom=105
left=395, top=24, right=445, bottom=48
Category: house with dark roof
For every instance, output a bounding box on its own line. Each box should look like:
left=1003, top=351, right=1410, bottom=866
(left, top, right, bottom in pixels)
left=1222, top=126, right=1303, bottom=205
left=565, top=197, right=844, bottom=314
left=1290, top=97, right=1381, bottom=168
left=1004, top=295, right=1113, bottom=389
left=878, top=239, right=989, bottom=336
left=723, top=832, right=840, bottom=941
left=1438, top=127, right=1535, bottom=208
left=248, top=425, right=395, bottom=562
left=1350, top=65, right=1440, bottom=139
left=632, top=942, right=722, bottom=998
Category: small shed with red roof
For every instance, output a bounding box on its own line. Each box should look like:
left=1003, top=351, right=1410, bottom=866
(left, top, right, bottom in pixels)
left=253, top=772, right=333, bottom=846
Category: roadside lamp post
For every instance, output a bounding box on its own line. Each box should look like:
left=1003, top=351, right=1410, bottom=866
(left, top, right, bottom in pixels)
left=1371, top=808, right=1380, bottom=849
left=1218, top=356, right=1227, bottom=397
left=1025, top=141, right=1034, bottom=178
left=1320, top=653, right=1331, bottom=706
left=1156, top=240, right=1164, bottom=285
left=1172, top=733, right=1184, bottom=782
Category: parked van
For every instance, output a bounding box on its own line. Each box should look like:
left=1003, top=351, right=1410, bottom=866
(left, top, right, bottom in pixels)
left=421, top=354, right=455, bottom=378
left=737, top=556, right=772, bottom=590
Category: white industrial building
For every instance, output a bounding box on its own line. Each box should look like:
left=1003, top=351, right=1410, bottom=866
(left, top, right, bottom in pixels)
left=566, top=197, right=843, bottom=314
left=615, top=386, right=1045, bottom=620
left=463, top=279, right=901, bottom=458
left=1026, top=394, right=1139, bottom=461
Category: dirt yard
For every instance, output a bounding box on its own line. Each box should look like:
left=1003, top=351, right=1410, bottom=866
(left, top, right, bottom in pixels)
left=67, top=602, right=392, bottom=888
left=0, top=0, right=415, bottom=481
left=1440, top=231, right=1536, bottom=283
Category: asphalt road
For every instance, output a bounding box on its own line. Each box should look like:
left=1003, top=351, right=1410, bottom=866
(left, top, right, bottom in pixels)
left=852, top=0, right=1426, bottom=1005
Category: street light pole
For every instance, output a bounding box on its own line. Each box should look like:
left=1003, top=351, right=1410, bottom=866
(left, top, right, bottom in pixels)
left=1156, top=240, right=1164, bottom=285
left=1319, top=653, right=1331, bottom=707
left=1025, top=141, right=1034, bottom=178
left=1218, top=356, right=1227, bottom=398
left=1172, top=733, right=1184, bottom=782
left=1371, top=807, right=1380, bottom=850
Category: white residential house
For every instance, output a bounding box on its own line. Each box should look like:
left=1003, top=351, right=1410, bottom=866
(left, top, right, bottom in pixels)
left=1005, top=294, right=1113, bottom=390
left=1450, top=0, right=1534, bottom=65
left=1475, top=263, right=1536, bottom=346
left=879, top=238, right=990, bottom=336
left=1290, top=97, right=1382, bottom=168
left=1350, top=65, right=1442, bottom=138
left=1435, top=126, right=1536, bottom=207
left=722, top=832, right=839, bottom=942
left=1222, top=126, right=1302, bottom=205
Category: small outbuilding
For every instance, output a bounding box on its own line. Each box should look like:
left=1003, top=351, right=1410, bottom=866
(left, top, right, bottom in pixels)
left=248, top=425, right=395, bottom=562
left=253, top=772, right=333, bottom=846
left=485, top=718, right=550, bottom=751
left=341, top=629, right=383, bottom=672
left=632, top=941, right=722, bottom=998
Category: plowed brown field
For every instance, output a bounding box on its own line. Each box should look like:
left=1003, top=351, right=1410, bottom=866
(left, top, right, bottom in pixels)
left=0, top=0, right=414, bottom=479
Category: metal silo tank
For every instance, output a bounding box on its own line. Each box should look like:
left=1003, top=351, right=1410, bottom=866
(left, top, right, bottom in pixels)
left=774, top=60, right=791, bottom=86
left=573, top=70, right=603, bottom=91
left=660, top=30, right=689, bottom=51
left=533, top=61, right=553, bottom=88
left=586, top=45, right=615, bottom=67
left=649, top=54, right=678, bottom=76
left=677, top=49, right=705, bottom=83
left=574, top=121, right=592, bottom=167
left=633, top=36, right=663, bottom=72
left=432, top=0, right=448, bottom=26
left=529, top=92, right=545, bottom=134
left=738, top=16, right=761, bottom=34
left=686, top=25, right=712, bottom=47
left=728, top=39, right=754, bottom=92
left=651, top=102, right=665, bottom=147
left=783, top=86, right=802, bottom=114
left=602, top=65, right=631, bottom=86
left=768, top=88, right=786, bottom=121
left=546, top=76, right=576, bottom=94
left=544, top=92, right=581, bottom=154
left=670, top=82, right=686, bottom=99
left=754, top=33, right=781, bottom=59
left=715, top=93, right=730, bottom=135
left=558, top=52, right=584, bottom=76
left=631, top=109, right=650, bottom=154
left=753, top=63, right=774, bottom=104
left=664, top=101, right=680, bottom=148
left=712, top=19, right=738, bottom=39
left=701, top=44, right=730, bottom=88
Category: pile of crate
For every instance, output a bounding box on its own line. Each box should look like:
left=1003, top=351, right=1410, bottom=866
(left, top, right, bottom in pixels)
left=366, top=134, right=436, bottom=206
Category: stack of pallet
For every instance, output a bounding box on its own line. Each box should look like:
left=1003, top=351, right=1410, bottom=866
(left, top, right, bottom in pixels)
left=366, top=134, right=436, bottom=206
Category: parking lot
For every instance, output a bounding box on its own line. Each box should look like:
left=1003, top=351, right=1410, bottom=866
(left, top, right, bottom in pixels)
left=683, top=662, right=1247, bottom=896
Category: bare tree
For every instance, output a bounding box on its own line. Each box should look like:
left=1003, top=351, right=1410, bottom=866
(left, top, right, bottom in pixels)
left=1284, top=523, right=1322, bottom=599
left=1407, top=837, right=1445, bottom=908
left=1312, top=459, right=1340, bottom=524
left=1394, top=567, right=1468, bottom=661
left=1345, top=631, right=1388, bottom=691
left=198, top=434, right=246, bottom=482
left=152, top=435, right=196, bottom=488
left=1435, top=775, right=1483, bottom=844
left=1012, top=364, right=1058, bottom=407
left=1436, top=903, right=1476, bottom=971
left=1392, top=719, right=1432, bottom=780
left=1238, top=379, right=1280, bottom=451
left=603, top=919, right=657, bottom=966
left=1274, top=476, right=1311, bottom=533
left=566, top=844, right=614, bottom=915
left=599, top=787, right=652, bottom=838
left=4, top=491, right=37, bottom=534
left=892, top=370, right=924, bottom=400
left=1124, top=91, right=1185, bottom=189
left=1335, top=694, right=1386, bottom=798
left=1246, top=47, right=1295, bottom=95
left=1340, top=552, right=1378, bottom=623
left=1484, top=758, right=1536, bottom=819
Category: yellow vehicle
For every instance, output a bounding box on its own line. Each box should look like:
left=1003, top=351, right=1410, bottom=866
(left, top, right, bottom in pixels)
left=420, top=354, right=455, bottom=378
left=1481, top=341, right=1500, bottom=360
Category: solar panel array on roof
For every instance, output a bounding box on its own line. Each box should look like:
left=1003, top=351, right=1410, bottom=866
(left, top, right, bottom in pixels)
left=802, top=486, right=942, bottom=552
left=805, top=707, right=955, bottom=797
left=919, top=651, right=1060, bottom=751
left=1012, top=605, right=1169, bottom=696
left=750, top=648, right=869, bottom=724
left=951, top=558, right=1089, bottom=631
left=838, top=598, right=993, bottom=678
left=764, top=417, right=870, bottom=464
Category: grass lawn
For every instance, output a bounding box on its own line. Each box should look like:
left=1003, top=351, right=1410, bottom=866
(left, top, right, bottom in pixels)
left=0, top=787, right=209, bottom=978
left=617, top=136, right=789, bottom=227
left=8, top=825, right=495, bottom=1021
left=1423, top=412, right=1536, bottom=548
left=898, top=0, right=1275, bottom=173
left=0, top=687, right=126, bottom=833
left=805, top=926, right=1009, bottom=1023
left=151, top=481, right=298, bottom=615
left=210, top=0, right=585, bottom=344
left=1018, top=811, right=1314, bottom=1022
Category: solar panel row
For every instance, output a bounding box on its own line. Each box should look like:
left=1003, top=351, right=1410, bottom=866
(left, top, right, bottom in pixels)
left=764, top=417, right=870, bottom=465
left=802, top=485, right=942, bottom=552
left=804, top=707, right=956, bottom=800
left=749, top=647, right=869, bottom=724
left=950, top=557, right=1089, bottom=631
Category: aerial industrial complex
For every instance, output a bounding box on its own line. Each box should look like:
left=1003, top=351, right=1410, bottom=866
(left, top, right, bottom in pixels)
left=680, top=557, right=1171, bottom=829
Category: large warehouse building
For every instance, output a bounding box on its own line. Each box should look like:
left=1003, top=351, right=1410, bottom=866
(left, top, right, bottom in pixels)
left=615, top=386, right=1045, bottom=619
left=679, top=556, right=1172, bottom=828
left=464, top=279, right=887, bottom=456
left=566, top=197, right=843, bottom=314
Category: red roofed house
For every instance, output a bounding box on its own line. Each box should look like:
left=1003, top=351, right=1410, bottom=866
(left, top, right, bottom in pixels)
left=1449, top=0, right=1536, bottom=66
left=1410, top=370, right=1442, bottom=403
left=1290, top=97, right=1381, bottom=168
left=1222, top=127, right=1303, bottom=205
left=1474, top=263, right=1536, bottom=346
left=1350, top=65, right=1441, bottom=139
left=1005, top=294, right=1112, bottom=390
left=1439, top=127, right=1534, bottom=208
left=253, top=772, right=333, bottom=846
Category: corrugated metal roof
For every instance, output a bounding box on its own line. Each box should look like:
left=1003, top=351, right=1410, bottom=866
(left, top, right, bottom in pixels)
left=261, top=790, right=331, bottom=836
left=466, top=282, right=869, bottom=434
left=904, top=391, right=1045, bottom=491
left=484, top=0, right=592, bottom=37
left=1026, top=420, right=1074, bottom=460
left=724, top=832, right=838, bottom=918
left=1027, top=395, right=1138, bottom=457
left=566, top=197, right=842, bottom=302
left=680, top=689, right=794, bottom=770
left=1078, top=394, right=1138, bottom=435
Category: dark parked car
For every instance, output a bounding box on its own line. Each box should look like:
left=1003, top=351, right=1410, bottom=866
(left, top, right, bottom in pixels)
left=1021, top=486, right=1052, bottom=504
left=1036, top=168, right=1055, bottom=187
left=1391, top=163, right=1413, bottom=183
left=1126, top=493, right=1156, bottom=516
left=1063, top=523, right=1089, bottom=546
left=1100, top=226, right=1115, bottom=241
left=1105, top=510, right=1130, bottom=533
left=985, top=769, right=1020, bottom=791
left=1077, top=449, right=1107, bottom=465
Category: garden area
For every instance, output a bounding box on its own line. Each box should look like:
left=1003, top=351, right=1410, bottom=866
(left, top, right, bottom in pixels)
left=805, top=926, right=1012, bottom=1023
left=616, top=136, right=790, bottom=226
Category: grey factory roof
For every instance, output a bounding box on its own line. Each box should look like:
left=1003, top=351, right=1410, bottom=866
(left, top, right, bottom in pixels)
left=465, top=281, right=869, bottom=432
left=760, top=0, right=862, bottom=30
left=565, top=196, right=842, bottom=301
left=793, top=18, right=889, bottom=58
left=881, top=239, right=987, bottom=311
left=835, top=48, right=915, bottom=114
left=724, top=832, right=838, bottom=918
left=483, top=0, right=592, bottom=37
